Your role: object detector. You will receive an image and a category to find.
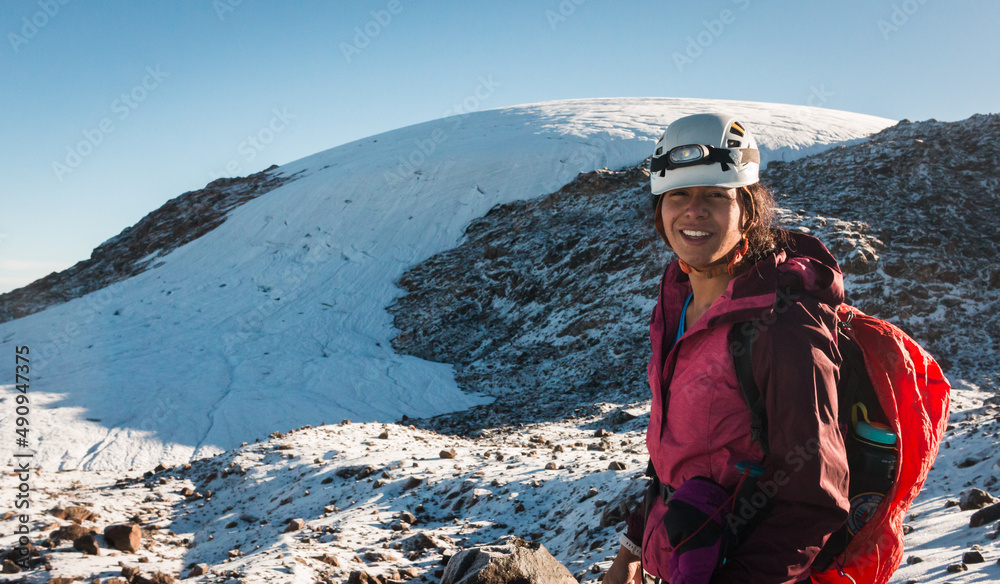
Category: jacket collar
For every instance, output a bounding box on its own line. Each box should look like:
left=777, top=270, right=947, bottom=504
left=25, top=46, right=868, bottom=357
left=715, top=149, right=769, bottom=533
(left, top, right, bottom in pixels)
left=661, top=231, right=844, bottom=336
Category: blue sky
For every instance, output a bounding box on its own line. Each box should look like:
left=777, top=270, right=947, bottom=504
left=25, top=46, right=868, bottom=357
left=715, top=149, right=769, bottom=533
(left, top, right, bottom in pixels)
left=1, top=0, right=996, bottom=294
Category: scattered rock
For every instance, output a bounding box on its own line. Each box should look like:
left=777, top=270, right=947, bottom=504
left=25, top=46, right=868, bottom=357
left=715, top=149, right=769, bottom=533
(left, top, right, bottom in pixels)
left=314, top=553, right=340, bottom=567
left=906, top=556, right=923, bottom=564
left=187, top=563, right=210, bottom=577
left=348, top=570, right=378, bottom=584
left=73, top=533, right=100, bottom=555
left=970, top=502, right=1000, bottom=528
left=957, top=457, right=981, bottom=468
left=135, top=572, right=175, bottom=584
left=610, top=408, right=641, bottom=425
left=608, top=461, right=627, bottom=471
left=944, top=499, right=960, bottom=509
left=440, top=535, right=576, bottom=584
left=600, top=497, right=631, bottom=528
left=285, top=518, right=306, bottom=532
left=963, top=550, right=985, bottom=564
left=902, top=524, right=915, bottom=535
left=398, top=510, right=417, bottom=524
left=579, top=487, right=599, bottom=503
left=441, top=449, right=458, bottom=459
left=399, top=566, right=420, bottom=579
left=960, top=488, right=998, bottom=511
left=404, top=532, right=449, bottom=552
left=946, top=563, right=968, bottom=573
left=402, top=477, right=423, bottom=491
left=364, top=550, right=398, bottom=563
left=51, top=523, right=91, bottom=542
left=50, top=505, right=94, bottom=524
left=1, top=559, right=21, bottom=574
left=378, top=430, right=390, bottom=439
left=104, top=523, right=142, bottom=552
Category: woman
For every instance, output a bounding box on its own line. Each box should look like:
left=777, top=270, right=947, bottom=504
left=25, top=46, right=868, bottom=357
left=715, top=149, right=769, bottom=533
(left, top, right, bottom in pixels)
left=605, top=114, right=850, bottom=584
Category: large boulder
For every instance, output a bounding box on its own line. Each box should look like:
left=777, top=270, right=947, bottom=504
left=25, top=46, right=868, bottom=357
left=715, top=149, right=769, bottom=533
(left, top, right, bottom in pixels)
left=104, top=523, right=142, bottom=552
left=440, top=536, right=576, bottom=584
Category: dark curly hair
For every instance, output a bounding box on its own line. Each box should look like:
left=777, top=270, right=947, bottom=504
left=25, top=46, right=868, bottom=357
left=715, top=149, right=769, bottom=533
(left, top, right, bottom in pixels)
left=733, top=182, right=785, bottom=270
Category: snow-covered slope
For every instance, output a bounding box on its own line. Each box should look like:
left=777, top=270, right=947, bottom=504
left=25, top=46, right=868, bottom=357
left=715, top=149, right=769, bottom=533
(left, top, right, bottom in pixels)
left=0, top=98, right=894, bottom=471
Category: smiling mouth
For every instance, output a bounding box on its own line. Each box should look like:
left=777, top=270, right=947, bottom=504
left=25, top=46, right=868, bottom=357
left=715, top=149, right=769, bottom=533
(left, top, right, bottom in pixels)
left=680, top=229, right=711, bottom=238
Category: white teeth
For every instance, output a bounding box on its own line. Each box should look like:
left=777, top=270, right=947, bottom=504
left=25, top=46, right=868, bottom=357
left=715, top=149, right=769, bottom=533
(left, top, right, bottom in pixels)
left=681, top=230, right=710, bottom=237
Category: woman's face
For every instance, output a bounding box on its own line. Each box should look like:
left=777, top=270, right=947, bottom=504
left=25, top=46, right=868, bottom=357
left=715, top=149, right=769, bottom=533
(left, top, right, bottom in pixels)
left=660, top=185, right=744, bottom=270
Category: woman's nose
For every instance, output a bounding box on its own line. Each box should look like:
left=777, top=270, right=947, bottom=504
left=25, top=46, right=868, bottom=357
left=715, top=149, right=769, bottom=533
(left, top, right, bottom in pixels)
left=683, top=196, right=709, bottom=217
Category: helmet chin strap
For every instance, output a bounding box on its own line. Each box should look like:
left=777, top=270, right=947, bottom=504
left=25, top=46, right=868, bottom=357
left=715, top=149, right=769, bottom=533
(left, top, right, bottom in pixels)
left=677, top=257, right=728, bottom=278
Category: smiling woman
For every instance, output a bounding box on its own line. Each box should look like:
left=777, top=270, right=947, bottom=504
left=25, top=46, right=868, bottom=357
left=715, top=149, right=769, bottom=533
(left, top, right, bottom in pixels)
left=604, top=113, right=852, bottom=584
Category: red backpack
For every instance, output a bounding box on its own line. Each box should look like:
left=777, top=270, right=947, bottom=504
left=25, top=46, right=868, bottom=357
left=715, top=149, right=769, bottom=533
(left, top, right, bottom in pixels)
left=730, top=304, right=950, bottom=583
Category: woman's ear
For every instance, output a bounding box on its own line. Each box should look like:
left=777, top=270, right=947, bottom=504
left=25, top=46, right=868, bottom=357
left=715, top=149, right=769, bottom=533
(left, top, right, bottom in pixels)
left=654, top=194, right=670, bottom=246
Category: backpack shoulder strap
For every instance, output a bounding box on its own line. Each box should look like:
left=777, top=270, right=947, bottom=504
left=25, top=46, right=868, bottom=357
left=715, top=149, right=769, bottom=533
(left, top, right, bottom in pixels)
left=730, top=321, right=770, bottom=459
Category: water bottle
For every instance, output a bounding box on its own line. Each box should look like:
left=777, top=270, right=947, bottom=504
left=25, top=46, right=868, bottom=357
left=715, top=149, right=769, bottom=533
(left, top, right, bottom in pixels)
left=845, top=403, right=898, bottom=536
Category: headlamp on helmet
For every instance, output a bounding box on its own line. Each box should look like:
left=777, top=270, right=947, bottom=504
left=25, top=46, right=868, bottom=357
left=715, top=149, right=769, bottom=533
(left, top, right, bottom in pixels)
left=649, top=113, right=761, bottom=195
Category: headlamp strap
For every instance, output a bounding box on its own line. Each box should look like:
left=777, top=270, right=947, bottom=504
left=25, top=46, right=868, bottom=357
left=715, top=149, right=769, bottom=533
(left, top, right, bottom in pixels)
left=650, top=146, right=759, bottom=173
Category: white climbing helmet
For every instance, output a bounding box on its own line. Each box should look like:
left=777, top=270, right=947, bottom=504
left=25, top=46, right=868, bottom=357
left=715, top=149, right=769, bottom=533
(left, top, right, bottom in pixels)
left=649, top=113, right=761, bottom=195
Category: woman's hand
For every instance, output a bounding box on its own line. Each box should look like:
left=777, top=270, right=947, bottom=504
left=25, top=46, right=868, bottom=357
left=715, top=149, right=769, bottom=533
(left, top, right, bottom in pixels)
left=602, top=545, right=642, bottom=584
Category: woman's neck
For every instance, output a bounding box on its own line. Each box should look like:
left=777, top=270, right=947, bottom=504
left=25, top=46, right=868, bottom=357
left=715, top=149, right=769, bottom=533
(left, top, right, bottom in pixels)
left=685, top=267, right=733, bottom=326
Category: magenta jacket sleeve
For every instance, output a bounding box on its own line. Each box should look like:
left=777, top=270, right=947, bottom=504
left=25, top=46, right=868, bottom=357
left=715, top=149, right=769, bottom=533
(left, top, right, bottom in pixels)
left=711, top=299, right=850, bottom=584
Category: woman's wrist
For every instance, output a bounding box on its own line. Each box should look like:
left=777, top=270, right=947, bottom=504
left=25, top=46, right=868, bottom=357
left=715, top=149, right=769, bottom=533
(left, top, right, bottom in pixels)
left=618, top=533, right=641, bottom=558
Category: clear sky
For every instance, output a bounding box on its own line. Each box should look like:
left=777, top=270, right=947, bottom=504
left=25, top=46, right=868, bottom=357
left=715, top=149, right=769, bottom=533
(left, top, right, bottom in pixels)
left=1, top=0, right=996, bottom=294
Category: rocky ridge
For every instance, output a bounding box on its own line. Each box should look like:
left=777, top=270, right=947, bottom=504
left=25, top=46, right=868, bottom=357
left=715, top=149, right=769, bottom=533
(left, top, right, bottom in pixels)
left=763, top=114, right=1000, bottom=379
left=0, top=165, right=298, bottom=324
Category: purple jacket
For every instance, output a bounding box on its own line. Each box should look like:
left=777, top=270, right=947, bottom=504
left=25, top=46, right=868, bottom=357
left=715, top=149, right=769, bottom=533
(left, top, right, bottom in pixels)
left=630, top=231, right=850, bottom=584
